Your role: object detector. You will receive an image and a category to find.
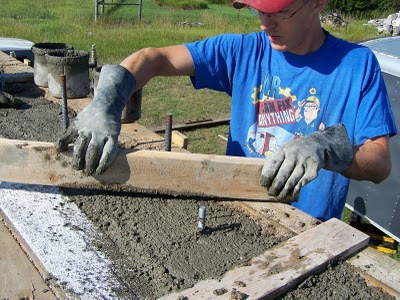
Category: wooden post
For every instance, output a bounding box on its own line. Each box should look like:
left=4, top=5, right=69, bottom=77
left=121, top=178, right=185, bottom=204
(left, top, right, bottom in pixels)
left=94, top=0, right=98, bottom=22
left=94, top=0, right=143, bottom=22
left=138, top=0, right=142, bottom=21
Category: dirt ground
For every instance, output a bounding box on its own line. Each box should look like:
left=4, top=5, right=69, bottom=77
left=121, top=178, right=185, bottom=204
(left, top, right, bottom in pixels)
left=0, top=81, right=395, bottom=299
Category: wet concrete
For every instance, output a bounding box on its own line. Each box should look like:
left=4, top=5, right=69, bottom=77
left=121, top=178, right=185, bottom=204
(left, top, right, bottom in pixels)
left=64, top=188, right=285, bottom=298
left=0, top=82, right=76, bottom=141
left=0, top=81, right=396, bottom=299
left=279, top=262, right=394, bottom=300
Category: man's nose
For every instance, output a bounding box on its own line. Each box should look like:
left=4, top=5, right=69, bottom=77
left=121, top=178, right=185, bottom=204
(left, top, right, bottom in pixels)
left=260, top=13, right=277, bottom=30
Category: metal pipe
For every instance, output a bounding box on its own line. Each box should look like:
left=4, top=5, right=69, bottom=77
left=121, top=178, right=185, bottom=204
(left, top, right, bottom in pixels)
left=165, top=113, right=172, bottom=151
left=138, top=0, right=143, bottom=21
left=198, top=206, right=206, bottom=232
left=89, top=44, right=97, bottom=69
left=60, top=74, right=70, bottom=130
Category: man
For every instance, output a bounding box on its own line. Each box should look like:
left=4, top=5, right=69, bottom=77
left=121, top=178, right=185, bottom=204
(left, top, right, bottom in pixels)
left=58, top=0, right=397, bottom=221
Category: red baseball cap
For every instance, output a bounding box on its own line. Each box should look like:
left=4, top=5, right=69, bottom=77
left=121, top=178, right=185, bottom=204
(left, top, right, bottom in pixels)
left=232, top=0, right=295, bottom=13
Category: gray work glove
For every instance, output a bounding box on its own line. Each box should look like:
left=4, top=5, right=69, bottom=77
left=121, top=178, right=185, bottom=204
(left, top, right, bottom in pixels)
left=260, top=124, right=353, bottom=201
left=57, top=64, right=136, bottom=175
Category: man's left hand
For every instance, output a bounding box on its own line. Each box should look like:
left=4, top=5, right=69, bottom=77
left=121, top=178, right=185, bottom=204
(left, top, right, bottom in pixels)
left=260, top=124, right=353, bottom=201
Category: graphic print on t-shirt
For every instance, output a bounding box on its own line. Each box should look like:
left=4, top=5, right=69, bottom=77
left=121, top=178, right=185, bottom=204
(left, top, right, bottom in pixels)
left=245, top=74, right=324, bottom=157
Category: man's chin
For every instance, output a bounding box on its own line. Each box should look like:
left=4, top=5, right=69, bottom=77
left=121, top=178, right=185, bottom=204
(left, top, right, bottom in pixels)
left=270, top=42, right=288, bottom=52
left=267, top=35, right=287, bottom=52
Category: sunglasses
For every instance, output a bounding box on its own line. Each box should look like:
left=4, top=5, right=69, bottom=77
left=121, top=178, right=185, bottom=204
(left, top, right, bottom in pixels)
left=248, top=0, right=311, bottom=20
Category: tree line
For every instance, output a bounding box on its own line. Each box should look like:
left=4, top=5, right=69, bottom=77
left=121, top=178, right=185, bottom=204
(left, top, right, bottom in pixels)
left=326, top=0, right=400, bottom=17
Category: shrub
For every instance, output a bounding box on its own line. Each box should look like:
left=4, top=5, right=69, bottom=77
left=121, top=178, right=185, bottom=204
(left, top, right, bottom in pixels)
left=156, top=0, right=209, bottom=10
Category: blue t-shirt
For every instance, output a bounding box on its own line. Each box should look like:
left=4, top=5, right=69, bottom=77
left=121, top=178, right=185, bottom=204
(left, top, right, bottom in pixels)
left=185, top=31, right=397, bottom=221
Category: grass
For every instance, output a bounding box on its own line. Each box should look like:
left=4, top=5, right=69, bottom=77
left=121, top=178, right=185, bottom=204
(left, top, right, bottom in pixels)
left=389, top=244, right=400, bottom=260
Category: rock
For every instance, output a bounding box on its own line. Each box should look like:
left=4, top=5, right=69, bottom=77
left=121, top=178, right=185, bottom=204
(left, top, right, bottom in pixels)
left=321, top=13, right=348, bottom=27
left=369, top=11, right=400, bottom=36
left=176, top=21, right=204, bottom=27
left=0, top=91, right=24, bottom=108
left=377, top=26, right=385, bottom=34
left=393, top=18, right=400, bottom=36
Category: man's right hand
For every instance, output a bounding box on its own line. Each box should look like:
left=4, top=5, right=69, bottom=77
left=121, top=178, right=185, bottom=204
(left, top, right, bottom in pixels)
left=57, top=64, right=137, bottom=176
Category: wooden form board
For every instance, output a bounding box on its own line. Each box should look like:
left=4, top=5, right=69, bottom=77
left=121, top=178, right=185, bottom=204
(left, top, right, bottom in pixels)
left=161, top=218, right=370, bottom=299
left=349, top=247, right=400, bottom=298
left=172, top=130, right=188, bottom=149
left=242, top=202, right=400, bottom=298
left=0, top=211, right=66, bottom=300
left=0, top=51, right=33, bottom=83
left=0, top=138, right=282, bottom=202
left=0, top=220, right=56, bottom=300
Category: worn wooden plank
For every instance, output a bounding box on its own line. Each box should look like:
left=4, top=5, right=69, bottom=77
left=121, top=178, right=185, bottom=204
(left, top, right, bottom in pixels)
left=349, top=247, right=400, bottom=298
left=0, top=51, right=33, bottom=83
left=0, top=138, right=282, bottom=202
left=161, top=218, right=369, bottom=300
left=0, top=211, right=66, bottom=300
left=241, top=202, right=400, bottom=297
left=0, top=220, right=55, bottom=300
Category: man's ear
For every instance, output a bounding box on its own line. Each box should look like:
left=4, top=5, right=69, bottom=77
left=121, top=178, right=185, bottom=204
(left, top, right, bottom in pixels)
left=313, top=0, right=329, bottom=14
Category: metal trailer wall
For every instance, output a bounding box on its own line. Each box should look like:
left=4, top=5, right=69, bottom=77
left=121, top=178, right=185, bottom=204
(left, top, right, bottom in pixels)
left=346, top=36, right=400, bottom=242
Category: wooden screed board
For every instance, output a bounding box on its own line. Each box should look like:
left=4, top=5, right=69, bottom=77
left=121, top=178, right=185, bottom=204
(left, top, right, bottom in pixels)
left=0, top=138, right=286, bottom=202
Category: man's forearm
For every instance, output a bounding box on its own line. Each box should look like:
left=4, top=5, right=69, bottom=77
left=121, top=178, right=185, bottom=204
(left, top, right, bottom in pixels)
left=120, top=45, right=195, bottom=90
left=343, top=135, right=391, bottom=183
